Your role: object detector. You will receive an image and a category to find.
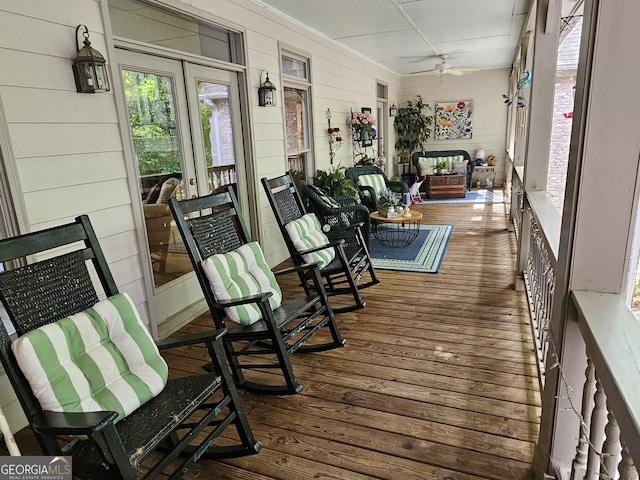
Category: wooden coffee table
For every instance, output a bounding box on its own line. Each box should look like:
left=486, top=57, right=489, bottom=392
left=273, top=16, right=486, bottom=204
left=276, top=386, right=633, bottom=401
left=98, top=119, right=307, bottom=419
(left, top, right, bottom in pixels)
left=370, top=210, right=423, bottom=247
left=425, top=174, right=466, bottom=199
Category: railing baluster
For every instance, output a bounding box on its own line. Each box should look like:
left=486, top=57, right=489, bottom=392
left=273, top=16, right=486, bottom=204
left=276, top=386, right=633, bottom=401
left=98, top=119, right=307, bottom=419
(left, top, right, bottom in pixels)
left=571, top=356, right=595, bottom=479
left=585, top=378, right=607, bottom=480
left=524, top=209, right=555, bottom=382
left=600, top=408, right=621, bottom=480
left=619, top=444, right=639, bottom=480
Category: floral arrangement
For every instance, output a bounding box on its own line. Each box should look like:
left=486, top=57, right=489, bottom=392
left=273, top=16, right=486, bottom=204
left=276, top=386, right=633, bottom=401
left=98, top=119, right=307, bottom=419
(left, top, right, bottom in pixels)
left=351, top=111, right=376, bottom=134
left=377, top=189, right=399, bottom=208
left=486, top=154, right=496, bottom=165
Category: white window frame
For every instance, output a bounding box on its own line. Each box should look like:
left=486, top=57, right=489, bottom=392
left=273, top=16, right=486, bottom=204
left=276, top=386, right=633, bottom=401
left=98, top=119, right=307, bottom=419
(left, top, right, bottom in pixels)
left=280, top=47, right=314, bottom=181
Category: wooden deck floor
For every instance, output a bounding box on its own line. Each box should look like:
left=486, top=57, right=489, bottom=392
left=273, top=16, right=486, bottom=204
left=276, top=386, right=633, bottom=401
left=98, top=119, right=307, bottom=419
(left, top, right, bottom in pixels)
left=9, top=197, right=540, bottom=479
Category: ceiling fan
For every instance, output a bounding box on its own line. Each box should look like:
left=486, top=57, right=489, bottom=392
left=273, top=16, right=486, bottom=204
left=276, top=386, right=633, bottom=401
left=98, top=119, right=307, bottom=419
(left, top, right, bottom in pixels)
left=411, top=55, right=479, bottom=76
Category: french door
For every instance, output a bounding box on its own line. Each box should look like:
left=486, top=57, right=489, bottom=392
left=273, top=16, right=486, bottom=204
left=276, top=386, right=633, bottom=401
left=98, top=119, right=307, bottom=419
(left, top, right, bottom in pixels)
left=117, top=50, right=247, bottom=333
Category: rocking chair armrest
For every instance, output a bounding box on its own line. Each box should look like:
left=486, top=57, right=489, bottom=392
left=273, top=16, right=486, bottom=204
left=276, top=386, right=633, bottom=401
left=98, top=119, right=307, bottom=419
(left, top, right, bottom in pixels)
left=272, top=261, right=322, bottom=277
left=296, top=238, right=344, bottom=256
left=327, top=222, right=365, bottom=235
left=214, top=292, right=273, bottom=308
left=157, top=328, right=228, bottom=350
left=33, top=410, right=118, bottom=436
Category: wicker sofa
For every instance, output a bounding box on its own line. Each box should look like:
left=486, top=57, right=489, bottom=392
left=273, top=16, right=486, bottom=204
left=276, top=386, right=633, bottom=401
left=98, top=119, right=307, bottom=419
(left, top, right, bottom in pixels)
left=411, top=150, right=474, bottom=191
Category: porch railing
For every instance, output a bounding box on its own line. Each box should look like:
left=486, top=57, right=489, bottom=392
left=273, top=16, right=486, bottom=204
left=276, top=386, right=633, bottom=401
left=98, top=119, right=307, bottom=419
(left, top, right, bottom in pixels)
left=524, top=206, right=555, bottom=385
left=510, top=164, right=640, bottom=479
left=559, top=292, right=640, bottom=480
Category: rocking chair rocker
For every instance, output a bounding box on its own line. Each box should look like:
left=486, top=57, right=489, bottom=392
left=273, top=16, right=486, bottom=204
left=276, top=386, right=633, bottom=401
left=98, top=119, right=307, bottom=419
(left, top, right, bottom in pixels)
left=261, top=172, right=379, bottom=313
left=169, top=188, right=345, bottom=395
left=0, top=215, right=260, bottom=480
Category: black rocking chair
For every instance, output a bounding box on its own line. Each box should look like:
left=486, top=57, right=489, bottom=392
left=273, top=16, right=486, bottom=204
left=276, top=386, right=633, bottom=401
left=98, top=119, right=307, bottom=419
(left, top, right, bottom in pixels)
left=261, top=172, right=379, bottom=313
left=168, top=188, right=345, bottom=396
left=0, top=215, right=261, bottom=480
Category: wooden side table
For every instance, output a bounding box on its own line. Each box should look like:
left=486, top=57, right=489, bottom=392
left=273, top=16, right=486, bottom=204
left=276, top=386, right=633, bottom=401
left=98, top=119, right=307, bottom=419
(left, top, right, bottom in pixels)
left=473, top=165, right=496, bottom=188
left=425, top=174, right=466, bottom=199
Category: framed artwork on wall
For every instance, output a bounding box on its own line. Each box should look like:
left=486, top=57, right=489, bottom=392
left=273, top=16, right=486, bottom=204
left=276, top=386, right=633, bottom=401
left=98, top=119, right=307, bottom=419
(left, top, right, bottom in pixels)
left=435, top=100, right=473, bottom=140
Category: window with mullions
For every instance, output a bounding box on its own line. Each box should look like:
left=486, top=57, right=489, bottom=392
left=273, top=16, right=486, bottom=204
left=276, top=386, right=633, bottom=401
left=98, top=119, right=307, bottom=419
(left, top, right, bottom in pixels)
left=281, top=50, right=313, bottom=180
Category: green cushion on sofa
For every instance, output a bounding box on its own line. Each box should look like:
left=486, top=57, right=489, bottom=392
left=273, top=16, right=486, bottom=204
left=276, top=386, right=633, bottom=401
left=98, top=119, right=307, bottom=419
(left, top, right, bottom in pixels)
left=202, top=241, right=282, bottom=325
left=417, top=155, right=465, bottom=175
left=11, top=293, right=168, bottom=422
left=417, top=157, right=435, bottom=175
left=285, top=213, right=336, bottom=269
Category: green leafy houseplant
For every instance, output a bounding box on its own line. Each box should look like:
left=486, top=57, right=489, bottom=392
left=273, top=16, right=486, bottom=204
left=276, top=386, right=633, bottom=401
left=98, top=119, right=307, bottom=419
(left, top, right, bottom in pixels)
left=435, top=160, right=449, bottom=173
left=393, top=95, right=433, bottom=159
left=313, top=165, right=358, bottom=198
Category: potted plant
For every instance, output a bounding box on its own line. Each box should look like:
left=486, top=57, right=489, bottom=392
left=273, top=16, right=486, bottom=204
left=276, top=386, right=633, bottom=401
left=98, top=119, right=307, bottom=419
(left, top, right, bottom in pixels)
left=376, top=189, right=399, bottom=217
left=313, top=164, right=358, bottom=198
left=435, top=160, right=449, bottom=175
left=393, top=95, right=433, bottom=162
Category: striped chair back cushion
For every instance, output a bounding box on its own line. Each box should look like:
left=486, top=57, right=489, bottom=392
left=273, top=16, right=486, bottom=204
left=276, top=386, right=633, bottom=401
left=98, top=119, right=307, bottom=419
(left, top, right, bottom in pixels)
left=201, top=241, right=282, bottom=325
left=357, top=174, right=387, bottom=195
left=285, top=213, right=336, bottom=269
left=11, top=293, right=168, bottom=422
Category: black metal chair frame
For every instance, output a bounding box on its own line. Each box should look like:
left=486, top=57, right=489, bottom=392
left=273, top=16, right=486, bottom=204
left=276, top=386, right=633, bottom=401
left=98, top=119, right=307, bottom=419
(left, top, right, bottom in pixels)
left=0, top=215, right=261, bottom=480
left=169, top=188, right=345, bottom=396
left=344, top=165, right=409, bottom=212
left=300, top=180, right=372, bottom=248
left=261, top=173, right=379, bottom=314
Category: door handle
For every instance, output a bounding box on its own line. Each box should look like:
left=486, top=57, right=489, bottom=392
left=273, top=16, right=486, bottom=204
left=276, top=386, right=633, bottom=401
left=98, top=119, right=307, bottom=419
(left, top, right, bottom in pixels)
left=189, top=178, right=196, bottom=185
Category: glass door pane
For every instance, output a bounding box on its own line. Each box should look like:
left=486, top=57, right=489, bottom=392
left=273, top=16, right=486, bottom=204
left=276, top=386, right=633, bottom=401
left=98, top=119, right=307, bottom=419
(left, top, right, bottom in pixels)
left=195, top=81, right=237, bottom=193
left=118, top=51, right=248, bottom=332
left=122, top=68, right=192, bottom=288
left=184, top=63, right=249, bottom=221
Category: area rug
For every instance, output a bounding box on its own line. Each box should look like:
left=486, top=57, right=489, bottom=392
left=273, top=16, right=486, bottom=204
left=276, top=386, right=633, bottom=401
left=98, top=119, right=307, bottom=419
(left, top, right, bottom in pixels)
left=369, top=224, right=453, bottom=273
left=419, top=189, right=504, bottom=204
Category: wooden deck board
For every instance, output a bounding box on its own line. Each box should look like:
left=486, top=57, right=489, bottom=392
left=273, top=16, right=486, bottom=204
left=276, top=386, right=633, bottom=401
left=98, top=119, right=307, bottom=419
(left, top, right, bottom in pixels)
left=8, top=197, right=539, bottom=480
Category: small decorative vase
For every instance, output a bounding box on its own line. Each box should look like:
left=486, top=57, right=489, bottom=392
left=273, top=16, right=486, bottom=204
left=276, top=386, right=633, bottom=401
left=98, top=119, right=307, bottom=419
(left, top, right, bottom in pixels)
left=359, top=129, right=370, bottom=142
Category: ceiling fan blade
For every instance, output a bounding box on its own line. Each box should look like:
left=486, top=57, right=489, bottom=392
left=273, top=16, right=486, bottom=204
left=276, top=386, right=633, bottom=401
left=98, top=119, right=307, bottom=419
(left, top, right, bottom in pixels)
left=448, top=67, right=480, bottom=76
left=410, top=68, right=437, bottom=75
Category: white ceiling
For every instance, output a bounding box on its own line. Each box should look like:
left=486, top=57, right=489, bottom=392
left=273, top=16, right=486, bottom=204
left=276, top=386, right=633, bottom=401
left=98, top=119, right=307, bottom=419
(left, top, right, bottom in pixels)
left=250, top=0, right=534, bottom=75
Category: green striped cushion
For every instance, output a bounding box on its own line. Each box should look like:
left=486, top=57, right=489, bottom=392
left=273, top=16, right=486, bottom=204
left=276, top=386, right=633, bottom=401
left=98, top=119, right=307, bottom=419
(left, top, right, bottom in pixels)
left=11, top=293, right=168, bottom=422
left=357, top=174, right=386, bottom=195
left=285, top=213, right=336, bottom=269
left=201, top=242, right=282, bottom=325
left=417, top=157, right=435, bottom=175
